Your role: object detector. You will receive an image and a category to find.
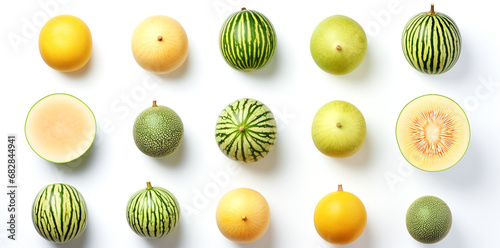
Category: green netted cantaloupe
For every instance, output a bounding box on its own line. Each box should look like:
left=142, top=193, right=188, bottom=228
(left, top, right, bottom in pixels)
left=396, top=94, right=470, bottom=171
left=133, top=101, right=183, bottom=157
left=406, top=195, right=452, bottom=244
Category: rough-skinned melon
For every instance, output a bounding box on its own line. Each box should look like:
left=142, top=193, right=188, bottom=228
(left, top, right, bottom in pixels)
left=25, top=93, right=96, bottom=163
left=396, top=94, right=470, bottom=171
left=406, top=195, right=452, bottom=244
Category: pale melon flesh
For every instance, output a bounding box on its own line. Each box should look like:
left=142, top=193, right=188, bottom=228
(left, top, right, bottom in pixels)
left=396, top=94, right=470, bottom=171
left=25, top=93, right=96, bottom=163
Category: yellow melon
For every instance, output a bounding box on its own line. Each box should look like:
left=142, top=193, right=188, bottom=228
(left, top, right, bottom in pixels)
left=216, top=188, right=270, bottom=244
left=131, top=15, right=188, bottom=74
left=39, top=15, right=92, bottom=72
left=25, top=93, right=96, bottom=163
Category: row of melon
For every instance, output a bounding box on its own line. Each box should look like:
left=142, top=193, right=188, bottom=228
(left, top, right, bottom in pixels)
left=32, top=181, right=452, bottom=245
left=26, top=93, right=470, bottom=172
left=39, top=4, right=461, bottom=75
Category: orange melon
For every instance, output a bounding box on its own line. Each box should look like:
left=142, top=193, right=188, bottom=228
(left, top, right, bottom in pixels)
left=314, top=185, right=367, bottom=245
left=216, top=188, right=270, bottom=244
left=25, top=93, right=96, bottom=163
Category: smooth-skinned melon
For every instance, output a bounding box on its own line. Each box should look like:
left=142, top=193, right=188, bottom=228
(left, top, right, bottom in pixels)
left=131, top=15, right=188, bottom=74
left=25, top=93, right=96, bottom=163
left=396, top=94, right=470, bottom=171
left=216, top=188, right=270, bottom=244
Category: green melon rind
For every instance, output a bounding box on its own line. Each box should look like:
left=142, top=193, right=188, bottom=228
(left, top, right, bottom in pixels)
left=133, top=105, right=184, bottom=157
left=395, top=94, right=471, bottom=172
left=24, top=93, right=97, bottom=164
left=126, top=183, right=180, bottom=238
left=32, top=183, right=88, bottom=243
left=219, top=8, right=277, bottom=72
left=406, top=195, right=452, bottom=244
left=401, top=7, right=461, bottom=74
left=215, top=98, right=277, bottom=163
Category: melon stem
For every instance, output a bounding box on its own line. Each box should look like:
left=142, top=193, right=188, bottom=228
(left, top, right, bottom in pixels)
left=239, top=126, right=245, bottom=132
left=157, top=35, right=163, bottom=41
left=242, top=216, right=247, bottom=221
left=146, top=182, right=152, bottom=189
left=336, top=123, right=342, bottom=128
left=336, top=45, right=342, bottom=51
left=338, top=184, right=343, bottom=192
left=152, top=100, right=157, bottom=107
left=428, top=4, right=435, bottom=15
left=241, top=7, right=246, bottom=11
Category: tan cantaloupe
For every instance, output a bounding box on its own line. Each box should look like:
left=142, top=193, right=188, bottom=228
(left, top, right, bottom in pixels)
left=131, top=15, right=188, bottom=74
left=25, top=93, right=96, bottom=163
left=216, top=188, right=270, bottom=244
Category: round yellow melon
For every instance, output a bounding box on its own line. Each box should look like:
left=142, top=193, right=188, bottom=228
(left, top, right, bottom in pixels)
left=25, top=93, right=96, bottom=163
left=131, top=15, right=188, bottom=74
left=39, top=15, right=92, bottom=72
left=216, top=188, right=270, bottom=244
left=314, top=185, right=367, bottom=245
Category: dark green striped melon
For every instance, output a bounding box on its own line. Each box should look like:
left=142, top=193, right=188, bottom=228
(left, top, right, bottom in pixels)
left=402, top=4, right=461, bottom=74
left=219, top=7, right=276, bottom=72
left=126, top=182, right=180, bottom=238
left=215, top=98, right=277, bottom=163
left=32, top=183, right=87, bottom=243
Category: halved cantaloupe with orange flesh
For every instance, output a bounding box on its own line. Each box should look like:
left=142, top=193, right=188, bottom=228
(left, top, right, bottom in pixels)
left=396, top=94, right=470, bottom=172
left=25, top=93, right=96, bottom=163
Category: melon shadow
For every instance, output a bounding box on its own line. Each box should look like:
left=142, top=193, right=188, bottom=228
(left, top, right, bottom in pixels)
left=236, top=221, right=274, bottom=248
left=144, top=221, right=182, bottom=248
left=153, top=140, right=185, bottom=167
left=241, top=140, right=281, bottom=174
left=242, top=46, right=281, bottom=79
left=62, top=55, right=94, bottom=78
left=156, top=54, right=190, bottom=81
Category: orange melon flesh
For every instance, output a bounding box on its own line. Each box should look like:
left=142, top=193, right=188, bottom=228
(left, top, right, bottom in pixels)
left=25, top=94, right=96, bottom=163
left=396, top=94, right=470, bottom=171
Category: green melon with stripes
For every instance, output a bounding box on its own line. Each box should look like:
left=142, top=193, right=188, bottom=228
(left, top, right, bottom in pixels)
left=32, top=183, right=87, bottom=243
left=219, top=7, right=276, bottom=72
left=126, top=182, right=180, bottom=238
left=215, top=98, right=277, bottom=163
left=402, top=4, right=461, bottom=74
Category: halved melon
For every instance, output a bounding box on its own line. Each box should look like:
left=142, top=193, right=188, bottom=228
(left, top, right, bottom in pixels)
left=25, top=93, right=96, bottom=163
left=396, top=94, right=470, bottom=172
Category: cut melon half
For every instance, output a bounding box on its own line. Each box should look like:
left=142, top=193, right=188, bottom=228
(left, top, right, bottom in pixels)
left=396, top=94, right=470, bottom=172
left=25, top=93, right=96, bottom=163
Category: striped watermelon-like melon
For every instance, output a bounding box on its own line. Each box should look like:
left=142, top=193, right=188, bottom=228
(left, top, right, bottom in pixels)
left=32, top=183, right=87, bottom=243
left=126, top=182, right=180, bottom=238
left=219, top=7, right=276, bottom=72
left=215, top=98, right=277, bottom=163
left=402, top=4, right=461, bottom=74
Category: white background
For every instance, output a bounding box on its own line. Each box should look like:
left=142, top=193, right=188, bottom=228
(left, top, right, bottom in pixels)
left=1, top=0, right=499, bottom=247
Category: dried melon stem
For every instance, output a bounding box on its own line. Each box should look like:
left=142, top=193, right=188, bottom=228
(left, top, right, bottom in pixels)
left=428, top=4, right=436, bottom=16
left=337, top=184, right=343, bottom=192
left=152, top=100, right=157, bottom=107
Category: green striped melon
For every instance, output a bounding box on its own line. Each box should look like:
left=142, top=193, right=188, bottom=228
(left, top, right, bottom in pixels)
left=402, top=4, right=461, bottom=74
left=215, top=98, right=277, bottom=163
left=126, top=182, right=180, bottom=238
left=219, top=7, right=276, bottom=72
left=32, top=183, right=87, bottom=243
